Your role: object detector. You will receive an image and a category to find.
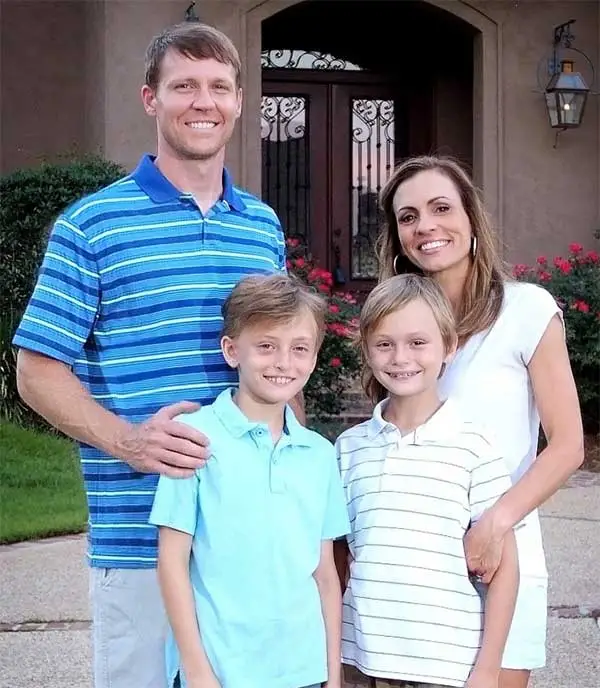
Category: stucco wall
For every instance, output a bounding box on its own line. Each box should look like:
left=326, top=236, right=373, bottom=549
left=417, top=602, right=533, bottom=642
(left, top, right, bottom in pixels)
left=1, top=0, right=598, bottom=263
left=477, top=0, right=599, bottom=262
left=1, top=0, right=87, bottom=171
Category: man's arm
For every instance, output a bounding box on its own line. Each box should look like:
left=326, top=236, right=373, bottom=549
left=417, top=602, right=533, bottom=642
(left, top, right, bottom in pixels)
left=157, top=527, right=220, bottom=688
left=467, top=530, right=519, bottom=687
left=17, top=348, right=209, bottom=477
left=313, top=540, right=343, bottom=688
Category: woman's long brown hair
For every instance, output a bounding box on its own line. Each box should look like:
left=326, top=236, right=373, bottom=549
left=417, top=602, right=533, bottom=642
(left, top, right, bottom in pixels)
left=377, top=156, right=508, bottom=346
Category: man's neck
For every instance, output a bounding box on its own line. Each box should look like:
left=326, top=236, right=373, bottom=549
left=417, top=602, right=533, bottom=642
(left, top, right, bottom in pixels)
left=154, top=152, right=226, bottom=214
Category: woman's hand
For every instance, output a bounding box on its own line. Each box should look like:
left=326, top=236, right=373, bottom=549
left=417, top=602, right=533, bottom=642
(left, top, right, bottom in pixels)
left=464, top=510, right=506, bottom=584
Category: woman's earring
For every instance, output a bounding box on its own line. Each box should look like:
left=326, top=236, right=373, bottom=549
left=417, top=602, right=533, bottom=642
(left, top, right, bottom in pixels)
left=438, top=362, right=447, bottom=379
left=471, top=236, right=478, bottom=258
left=393, top=255, right=401, bottom=275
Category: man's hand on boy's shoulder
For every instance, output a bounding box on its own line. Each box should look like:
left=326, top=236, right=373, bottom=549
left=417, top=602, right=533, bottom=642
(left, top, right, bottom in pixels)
left=115, top=400, right=211, bottom=478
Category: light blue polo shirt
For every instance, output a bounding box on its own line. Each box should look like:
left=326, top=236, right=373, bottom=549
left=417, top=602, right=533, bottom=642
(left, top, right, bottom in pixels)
left=149, top=388, right=350, bottom=688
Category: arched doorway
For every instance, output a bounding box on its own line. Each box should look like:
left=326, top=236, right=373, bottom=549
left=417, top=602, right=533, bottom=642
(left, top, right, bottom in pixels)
left=256, top=0, right=479, bottom=293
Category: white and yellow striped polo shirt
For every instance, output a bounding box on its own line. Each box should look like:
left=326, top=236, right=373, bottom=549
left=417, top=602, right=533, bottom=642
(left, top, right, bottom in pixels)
left=336, top=398, right=511, bottom=688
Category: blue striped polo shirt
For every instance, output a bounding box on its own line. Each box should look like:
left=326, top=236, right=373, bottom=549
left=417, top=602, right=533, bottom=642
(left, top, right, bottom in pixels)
left=13, top=154, right=286, bottom=568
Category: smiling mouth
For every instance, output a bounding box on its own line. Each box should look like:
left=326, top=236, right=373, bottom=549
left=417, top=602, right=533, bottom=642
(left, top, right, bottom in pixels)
left=386, top=371, right=421, bottom=380
left=186, top=122, right=218, bottom=129
left=264, top=376, right=295, bottom=386
left=419, top=239, right=450, bottom=253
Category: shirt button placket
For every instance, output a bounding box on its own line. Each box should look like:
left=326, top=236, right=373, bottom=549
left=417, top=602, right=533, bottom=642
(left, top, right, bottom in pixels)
left=269, top=445, right=285, bottom=493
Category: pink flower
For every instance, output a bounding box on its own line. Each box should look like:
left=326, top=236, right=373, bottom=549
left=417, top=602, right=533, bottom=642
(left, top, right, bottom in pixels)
left=294, top=257, right=305, bottom=269
left=318, top=283, right=331, bottom=294
left=558, top=260, right=572, bottom=275
left=330, top=357, right=342, bottom=368
left=553, top=257, right=572, bottom=274
left=512, top=264, right=529, bottom=278
left=286, top=237, right=300, bottom=248
left=537, top=256, right=547, bottom=265
left=573, top=300, right=590, bottom=313
left=539, top=271, right=551, bottom=282
left=328, top=304, right=340, bottom=314
left=586, top=250, right=599, bottom=263
left=328, top=322, right=350, bottom=337
left=308, top=267, right=333, bottom=286
left=569, top=243, right=583, bottom=254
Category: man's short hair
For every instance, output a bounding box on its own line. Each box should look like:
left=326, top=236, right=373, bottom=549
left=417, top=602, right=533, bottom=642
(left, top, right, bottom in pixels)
left=144, top=22, right=241, bottom=90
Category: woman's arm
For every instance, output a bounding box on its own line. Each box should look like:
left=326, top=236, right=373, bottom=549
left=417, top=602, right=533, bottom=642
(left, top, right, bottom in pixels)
left=465, top=315, right=584, bottom=580
left=157, top=527, right=220, bottom=687
left=491, top=315, right=584, bottom=528
left=466, top=530, right=519, bottom=687
left=314, top=540, right=343, bottom=688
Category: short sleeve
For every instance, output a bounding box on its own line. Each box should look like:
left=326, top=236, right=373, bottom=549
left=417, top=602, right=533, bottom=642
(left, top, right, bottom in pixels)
left=149, top=472, right=200, bottom=535
left=517, top=284, right=563, bottom=365
left=276, top=221, right=287, bottom=273
left=12, top=213, right=100, bottom=365
left=322, top=443, right=351, bottom=541
left=334, top=436, right=354, bottom=547
left=469, top=446, right=512, bottom=524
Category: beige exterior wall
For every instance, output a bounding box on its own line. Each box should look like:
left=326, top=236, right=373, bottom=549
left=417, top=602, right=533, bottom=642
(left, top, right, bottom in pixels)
left=476, top=0, right=600, bottom=262
left=1, top=0, right=87, bottom=170
left=1, top=0, right=598, bottom=263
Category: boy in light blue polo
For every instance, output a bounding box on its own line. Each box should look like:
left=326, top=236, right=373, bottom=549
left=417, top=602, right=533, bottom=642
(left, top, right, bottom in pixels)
left=150, top=273, right=350, bottom=688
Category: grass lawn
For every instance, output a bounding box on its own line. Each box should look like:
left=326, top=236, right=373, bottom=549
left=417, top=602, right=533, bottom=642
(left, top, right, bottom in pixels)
left=0, top=421, right=87, bottom=544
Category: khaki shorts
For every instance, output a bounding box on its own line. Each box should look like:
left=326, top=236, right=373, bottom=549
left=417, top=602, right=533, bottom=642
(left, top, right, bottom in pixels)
left=343, top=665, right=452, bottom=688
left=90, top=568, right=168, bottom=688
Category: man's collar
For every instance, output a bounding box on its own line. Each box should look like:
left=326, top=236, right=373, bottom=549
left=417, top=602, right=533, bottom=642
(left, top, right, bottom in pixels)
left=132, top=154, right=246, bottom=211
left=212, top=388, right=313, bottom=447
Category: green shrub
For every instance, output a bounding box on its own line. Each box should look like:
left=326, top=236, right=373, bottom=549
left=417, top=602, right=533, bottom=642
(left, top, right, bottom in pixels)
left=0, top=156, right=126, bottom=424
left=513, top=243, right=600, bottom=434
left=286, top=238, right=362, bottom=421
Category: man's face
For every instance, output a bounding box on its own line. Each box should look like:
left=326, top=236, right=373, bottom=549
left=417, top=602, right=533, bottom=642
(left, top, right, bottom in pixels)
left=141, top=49, right=242, bottom=162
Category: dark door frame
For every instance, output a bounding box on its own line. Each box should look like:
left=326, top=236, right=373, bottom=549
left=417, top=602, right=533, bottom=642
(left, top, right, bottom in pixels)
left=262, top=69, right=408, bottom=292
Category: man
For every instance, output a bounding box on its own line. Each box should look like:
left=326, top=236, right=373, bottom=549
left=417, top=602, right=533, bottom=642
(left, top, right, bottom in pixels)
left=14, top=22, right=288, bottom=688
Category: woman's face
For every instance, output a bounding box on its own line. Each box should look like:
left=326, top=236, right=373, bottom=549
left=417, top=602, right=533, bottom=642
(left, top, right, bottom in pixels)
left=392, top=169, right=473, bottom=276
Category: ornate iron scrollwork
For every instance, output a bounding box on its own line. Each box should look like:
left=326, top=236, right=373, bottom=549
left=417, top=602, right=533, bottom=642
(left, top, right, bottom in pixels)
left=351, top=99, right=395, bottom=280
left=261, top=49, right=361, bottom=71
left=261, top=96, right=306, bottom=141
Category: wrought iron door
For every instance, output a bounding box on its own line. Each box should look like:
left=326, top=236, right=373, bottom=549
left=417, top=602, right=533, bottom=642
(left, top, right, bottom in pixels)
left=262, top=75, right=397, bottom=293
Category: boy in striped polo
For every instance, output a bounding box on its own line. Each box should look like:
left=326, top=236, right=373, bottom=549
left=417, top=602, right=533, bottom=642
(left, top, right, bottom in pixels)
left=336, top=275, right=519, bottom=688
left=150, top=274, right=350, bottom=688
left=13, top=22, right=287, bottom=688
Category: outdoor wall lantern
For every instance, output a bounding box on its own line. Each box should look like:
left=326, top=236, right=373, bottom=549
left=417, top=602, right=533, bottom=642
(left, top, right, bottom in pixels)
left=543, top=20, right=594, bottom=137
left=185, top=2, right=200, bottom=22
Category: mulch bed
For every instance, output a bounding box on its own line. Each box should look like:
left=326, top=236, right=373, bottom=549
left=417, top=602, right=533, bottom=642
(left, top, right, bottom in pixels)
left=583, top=434, right=600, bottom=472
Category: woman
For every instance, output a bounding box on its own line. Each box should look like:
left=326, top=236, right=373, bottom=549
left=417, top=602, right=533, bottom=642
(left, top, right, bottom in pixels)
left=375, top=156, right=583, bottom=688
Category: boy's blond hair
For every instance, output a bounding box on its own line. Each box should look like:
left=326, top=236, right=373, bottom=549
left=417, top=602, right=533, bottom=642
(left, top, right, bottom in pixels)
left=359, top=274, right=457, bottom=404
left=222, top=273, right=327, bottom=346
